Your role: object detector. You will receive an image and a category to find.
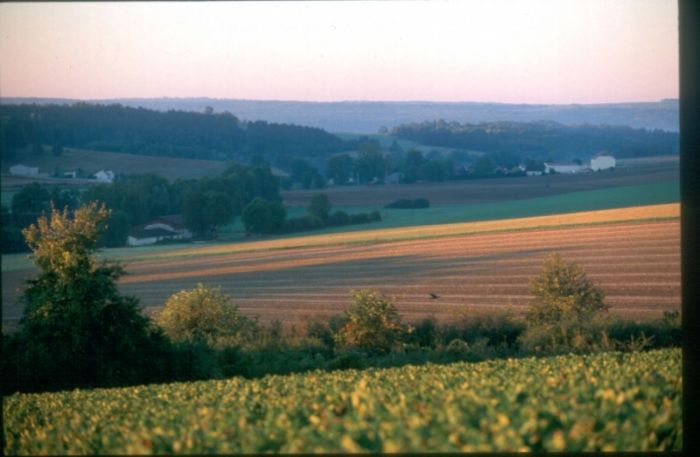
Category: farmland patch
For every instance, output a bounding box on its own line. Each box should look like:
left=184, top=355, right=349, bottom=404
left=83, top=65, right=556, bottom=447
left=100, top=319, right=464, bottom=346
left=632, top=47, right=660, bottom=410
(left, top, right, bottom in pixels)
left=3, top=348, right=681, bottom=453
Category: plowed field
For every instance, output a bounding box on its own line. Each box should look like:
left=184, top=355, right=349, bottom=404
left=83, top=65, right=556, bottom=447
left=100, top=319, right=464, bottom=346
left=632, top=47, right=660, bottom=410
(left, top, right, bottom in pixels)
left=2, top=212, right=680, bottom=327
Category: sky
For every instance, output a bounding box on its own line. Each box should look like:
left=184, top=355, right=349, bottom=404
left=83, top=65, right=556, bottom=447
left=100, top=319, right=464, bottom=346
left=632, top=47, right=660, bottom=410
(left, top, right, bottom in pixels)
left=0, top=0, right=679, bottom=104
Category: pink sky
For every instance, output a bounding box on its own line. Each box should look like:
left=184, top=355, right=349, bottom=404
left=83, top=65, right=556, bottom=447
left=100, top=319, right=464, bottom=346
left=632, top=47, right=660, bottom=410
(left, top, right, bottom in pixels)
left=0, top=1, right=678, bottom=104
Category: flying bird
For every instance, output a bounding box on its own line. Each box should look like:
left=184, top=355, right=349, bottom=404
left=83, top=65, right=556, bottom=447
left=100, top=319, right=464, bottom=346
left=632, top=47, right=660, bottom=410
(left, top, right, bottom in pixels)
left=428, top=293, right=440, bottom=299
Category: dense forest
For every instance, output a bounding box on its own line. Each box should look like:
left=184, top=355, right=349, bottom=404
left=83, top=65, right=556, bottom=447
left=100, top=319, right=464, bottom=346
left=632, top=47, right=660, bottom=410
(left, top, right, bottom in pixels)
left=390, top=120, right=679, bottom=162
left=0, top=103, right=353, bottom=164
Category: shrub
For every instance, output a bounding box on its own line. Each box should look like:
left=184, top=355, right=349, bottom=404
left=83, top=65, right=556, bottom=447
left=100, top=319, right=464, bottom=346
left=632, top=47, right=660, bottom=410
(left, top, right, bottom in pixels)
left=440, top=312, right=525, bottom=353
left=349, top=213, right=370, bottom=224
left=410, top=317, right=440, bottom=348
left=308, top=193, right=332, bottom=221
left=385, top=198, right=430, bottom=209
left=520, top=253, right=609, bottom=354
left=156, top=283, right=259, bottom=349
left=242, top=197, right=286, bottom=234
left=333, top=290, right=407, bottom=354
left=329, top=210, right=350, bottom=226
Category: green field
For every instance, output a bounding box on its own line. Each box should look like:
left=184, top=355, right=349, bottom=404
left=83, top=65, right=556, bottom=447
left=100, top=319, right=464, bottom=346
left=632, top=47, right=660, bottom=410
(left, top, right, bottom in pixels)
left=3, top=348, right=681, bottom=453
left=219, top=180, right=679, bottom=239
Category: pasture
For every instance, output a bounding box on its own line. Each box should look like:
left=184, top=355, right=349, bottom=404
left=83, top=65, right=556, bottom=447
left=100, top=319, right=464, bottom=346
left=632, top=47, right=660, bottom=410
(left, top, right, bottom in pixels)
left=3, top=348, right=681, bottom=453
left=1, top=204, right=680, bottom=327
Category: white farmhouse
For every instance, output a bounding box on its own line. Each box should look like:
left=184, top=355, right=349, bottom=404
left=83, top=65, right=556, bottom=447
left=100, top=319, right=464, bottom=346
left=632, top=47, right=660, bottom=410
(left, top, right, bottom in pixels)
left=590, top=153, right=616, bottom=171
left=127, top=215, right=193, bottom=247
left=9, top=164, right=39, bottom=177
left=93, top=169, right=115, bottom=183
left=544, top=162, right=585, bottom=174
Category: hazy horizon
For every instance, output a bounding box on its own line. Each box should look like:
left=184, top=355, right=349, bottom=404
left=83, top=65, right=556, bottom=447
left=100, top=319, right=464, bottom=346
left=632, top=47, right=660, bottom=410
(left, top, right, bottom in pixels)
left=0, top=95, right=679, bottom=106
left=0, top=1, right=678, bottom=104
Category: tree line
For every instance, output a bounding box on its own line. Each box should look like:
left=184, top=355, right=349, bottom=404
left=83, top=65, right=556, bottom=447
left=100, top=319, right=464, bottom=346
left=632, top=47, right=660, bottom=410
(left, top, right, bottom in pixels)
left=390, top=120, right=679, bottom=162
left=0, top=103, right=353, bottom=164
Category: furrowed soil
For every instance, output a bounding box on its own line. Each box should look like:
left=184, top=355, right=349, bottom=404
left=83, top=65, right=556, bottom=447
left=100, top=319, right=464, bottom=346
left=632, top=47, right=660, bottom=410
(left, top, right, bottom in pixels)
left=2, top=210, right=680, bottom=327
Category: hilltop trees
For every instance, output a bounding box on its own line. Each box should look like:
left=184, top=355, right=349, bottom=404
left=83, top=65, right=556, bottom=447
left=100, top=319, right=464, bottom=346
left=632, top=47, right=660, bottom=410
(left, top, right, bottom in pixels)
left=0, top=103, right=351, bottom=162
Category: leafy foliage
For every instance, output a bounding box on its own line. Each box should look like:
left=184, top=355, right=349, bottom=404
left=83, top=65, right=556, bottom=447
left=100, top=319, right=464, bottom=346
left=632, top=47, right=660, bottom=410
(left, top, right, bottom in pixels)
left=385, top=198, right=430, bottom=209
left=155, top=283, right=259, bottom=348
left=521, top=253, right=609, bottom=353
left=3, top=349, right=681, bottom=453
left=333, top=290, right=407, bottom=354
left=241, top=198, right=287, bottom=234
left=3, top=203, right=169, bottom=393
left=325, top=153, right=355, bottom=185
left=308, top=193, right=332, bottom=221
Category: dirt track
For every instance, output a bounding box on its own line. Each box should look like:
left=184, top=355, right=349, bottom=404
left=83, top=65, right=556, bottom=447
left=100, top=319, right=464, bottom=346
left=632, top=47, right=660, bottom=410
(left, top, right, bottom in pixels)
left=2, top=219, right=680, bottom=327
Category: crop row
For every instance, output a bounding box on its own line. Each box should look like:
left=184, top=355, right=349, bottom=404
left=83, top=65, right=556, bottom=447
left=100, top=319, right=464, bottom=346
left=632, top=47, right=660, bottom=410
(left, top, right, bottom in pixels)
left=3, top=348, right=681, bottom=454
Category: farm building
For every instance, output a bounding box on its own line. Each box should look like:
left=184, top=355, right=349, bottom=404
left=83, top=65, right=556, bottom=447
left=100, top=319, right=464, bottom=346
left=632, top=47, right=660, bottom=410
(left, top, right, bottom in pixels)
left=384, top=172, right=402, bottom=185
left=93, top=169, right=115, bottom=183
left=127, top=215, right=192, bottom=247
left=591, top=153, right=616, bottom=171
left=544, top=162, right=585, bottom=174
left=9, top=164, right=39, bottom=177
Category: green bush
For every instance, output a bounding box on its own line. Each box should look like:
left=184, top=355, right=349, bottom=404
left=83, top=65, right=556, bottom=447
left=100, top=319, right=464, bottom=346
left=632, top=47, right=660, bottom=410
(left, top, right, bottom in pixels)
left=520, top=253, right=609, bottom=354
left=241, top=197, right=286, bottom=234
left=156, top=283, right=259, bottom=349
left=410, top=317, right=440, bottom=347
left=329, top=210, right=350, bottom=226
left=439, top=312, right=525, bottom=352
left=333, top=290, right=408, bottom=354
left=385, top=198, right=430, bottom=209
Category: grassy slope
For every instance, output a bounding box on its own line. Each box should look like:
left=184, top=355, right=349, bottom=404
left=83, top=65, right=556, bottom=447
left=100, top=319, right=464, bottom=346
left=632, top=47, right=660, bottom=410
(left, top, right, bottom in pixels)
left=3, top=348, right=681, bottom=453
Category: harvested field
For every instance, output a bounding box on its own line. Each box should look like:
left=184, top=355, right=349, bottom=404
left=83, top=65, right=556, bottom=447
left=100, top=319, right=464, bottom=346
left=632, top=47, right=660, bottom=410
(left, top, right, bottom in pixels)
left=2, top=207, right=680, bottom=327
left=282, top=161, right=678, bottom=207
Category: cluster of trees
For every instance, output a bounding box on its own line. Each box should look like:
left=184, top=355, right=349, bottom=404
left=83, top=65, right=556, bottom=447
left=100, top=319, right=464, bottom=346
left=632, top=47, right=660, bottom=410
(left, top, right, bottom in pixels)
left=241, top=193, right=381, bottom=235
left=325, top=145, right=454, bottom=185
left=1, top=162, right=282, bottom=252
left=2, top=171, right=383, bottom=254
left=2, top=204, right=681, bottom=394
left=390, top=120, right=679, bottom=162
left=0, top=103, right=351, bottom=164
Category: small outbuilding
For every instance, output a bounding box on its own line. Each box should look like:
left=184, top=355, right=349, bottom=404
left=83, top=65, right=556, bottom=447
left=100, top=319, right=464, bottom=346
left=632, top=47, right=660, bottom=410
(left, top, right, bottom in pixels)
left=590, top=152, right=616, bottom=171
left=93, top=169, right=115, bottom=183
left=544, top=162, right=585, bottom=174
left=384, top=172, right=402, bottom=185
left=9, top=164, right=39, bottom=177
